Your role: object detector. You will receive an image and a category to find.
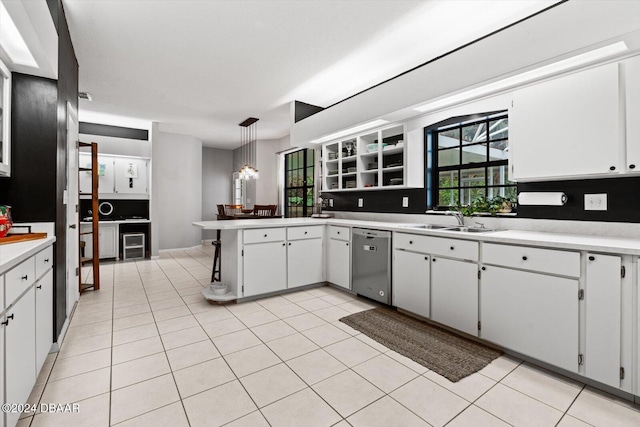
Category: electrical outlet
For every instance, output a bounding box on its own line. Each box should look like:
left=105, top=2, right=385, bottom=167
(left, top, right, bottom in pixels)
left=584, top=193, right=607, bottom=211
left=329, top=199, right=334, bottom=207
left=358, top=198, right=364, bottom=208
left=402, top=197, right=409, bottom=208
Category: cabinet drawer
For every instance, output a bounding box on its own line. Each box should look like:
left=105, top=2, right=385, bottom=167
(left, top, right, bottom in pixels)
left=482, top=243, right=580, bottom=277
left=244, top=228, right=286, bottom=244
left=394, top=233, right=478, bottom=261
left=35, top=246, right=53, bottom=279
left=6, top=257, right=36, bottom=304
left=328, top=226, right=349, bottom=241
left=287, top=226, right=323, bottom=241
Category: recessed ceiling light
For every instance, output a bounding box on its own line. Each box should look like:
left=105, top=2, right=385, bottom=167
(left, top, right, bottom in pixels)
left=0, top=2, right=37, bottom=67
left=79, top=92, right=93, bottom=101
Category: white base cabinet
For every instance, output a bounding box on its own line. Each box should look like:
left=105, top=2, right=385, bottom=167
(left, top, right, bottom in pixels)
left=35, top=269, right=54, bottom=373
left=288, top=238, right=323, bottom=288
left=5, top=287, right=36, bottom=427
left=431, top=257, right=478, bottom=336
left=243, top=241, right=287, bottom=297
left=393, top=250, right=430, bottom=318
left=481, top=265, right=579, bottom=372
left=1, top=243, right=54, bottom=427
left=81, top=223, right=118, bottom=260
left=585, top=253, right=622, bottom=388
left=327, top=238, right=350, bottom=290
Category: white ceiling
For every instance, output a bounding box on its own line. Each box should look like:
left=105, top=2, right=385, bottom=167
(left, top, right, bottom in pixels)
left=62, top=0, right=557, bottom=149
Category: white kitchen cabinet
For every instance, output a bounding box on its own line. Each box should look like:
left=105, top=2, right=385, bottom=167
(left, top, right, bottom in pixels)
left=5, top=287, right=36, bottom=427
left=327, top=238, right=350, bottom=290
left=393, top=250, right=430, bottom=318
left=114, top=157, right=148, bottom=194
left=510, top=62, right=620, bottom=181
left=481, top=265, right=579, bottom=372
left=0, top=303, right=4, bottom=427
left=35, top=269, right=54, bottom=373
left=243, top=241, right=287, bottom=297
left=431, top=257, right=478, bottom=336
left=625, top=55, right=640, bottom=172
left=79, top=153, right=115, bottom=195
left=585, top=253, right=621, bottom=388
left=99, top=223, right=118, bottom=259
left=83, top=223, right=118, bottom=260
left=288, top=238, right=324, bottom=288
left=327, top=226, right=350, bottom=290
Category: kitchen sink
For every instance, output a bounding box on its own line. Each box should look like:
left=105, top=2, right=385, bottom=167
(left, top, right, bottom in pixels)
left=446, top=226, right=495, bottom=233
left=401, top=224, right=453, bottom=230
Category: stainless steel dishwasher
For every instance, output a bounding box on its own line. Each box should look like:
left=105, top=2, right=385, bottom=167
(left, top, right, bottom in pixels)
left=352, top=228, right=392, bottom=304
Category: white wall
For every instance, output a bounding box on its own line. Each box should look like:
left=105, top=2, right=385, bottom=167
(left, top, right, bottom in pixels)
left=151, top=124, right=203, bottom=253
left=202, top=146, right=234, bottom=240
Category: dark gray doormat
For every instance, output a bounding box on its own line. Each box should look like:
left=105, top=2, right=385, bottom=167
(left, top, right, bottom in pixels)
left=340, top=307, right=502, bottom=382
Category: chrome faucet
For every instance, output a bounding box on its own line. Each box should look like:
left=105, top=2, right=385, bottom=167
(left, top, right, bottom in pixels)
left=445, top=210, right=465, bottom=226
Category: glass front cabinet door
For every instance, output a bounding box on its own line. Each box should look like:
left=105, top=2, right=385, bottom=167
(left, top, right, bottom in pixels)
left=0, top=58, right=11, bottom=176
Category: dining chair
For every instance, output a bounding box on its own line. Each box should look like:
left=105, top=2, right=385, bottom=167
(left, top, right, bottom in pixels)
left=216, top=204, right=229, bottom=220
left=225, top=204, right=243, bottom=216
left=254, top=204, right=276, bottom=216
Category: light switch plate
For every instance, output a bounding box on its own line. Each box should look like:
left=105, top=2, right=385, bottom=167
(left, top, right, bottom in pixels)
left=402, top=197, right=409, bottom=208
left=358, top=198, right=364, bottom=208
left=584, top=193, right=607, bottom=211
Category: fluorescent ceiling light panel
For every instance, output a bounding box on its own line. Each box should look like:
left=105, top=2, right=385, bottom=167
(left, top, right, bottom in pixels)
left=0, top=2, right=37, bottom=67
left=414, top=41, right=629, bottom=113
left=310, top=119, right=389, bottom=144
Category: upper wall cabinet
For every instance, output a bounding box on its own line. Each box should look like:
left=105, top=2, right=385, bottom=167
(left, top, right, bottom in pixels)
left=321, top=124, right=421, bottom=191
left=509, top=62, right=621, bottom=181
left=80, top=153, right=149, bottom=198
left=624, top=56, right=640, bottom=172
left=0, top=59, right=11, bottom=176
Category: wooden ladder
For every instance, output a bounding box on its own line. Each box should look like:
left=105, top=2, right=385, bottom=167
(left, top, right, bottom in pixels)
left=78, top=141, right=100, bottom=293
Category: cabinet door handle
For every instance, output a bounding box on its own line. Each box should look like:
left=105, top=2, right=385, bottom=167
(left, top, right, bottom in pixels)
left=288, top=243, right=291, bottom=246
left=69, top=224, right=77, bottom=229
left=630, top=164, right=636, bottom=169
left=481, top=266, right=486, bottom=271
left=304, top=231, right=308, bottom=235
left=282, top=243, right=285, bottom=246
left=450, top=246, right=455, bottom=251
left=432, top=258, right=437, bottom=262
left=44, top=258, right=50, bottom=263
left=588, top=256, right=595, bottom=261
left=264, top=234, right=268, bottom=238
left=37, top=285, right=42, bottom=289
left=424, top=256, right=429, bottom=261
left=522, top=256, right=528, bottom=261
left=1, top=319, right=8, bottom=326
left=21, top=275, right=28, bottom=281
left=609, top=166, right=616, bottom=171
left=337, top=231, right=340, bottom=234
left=409, top=240, right=413, bottom=244
left=345, top=243, right=349, bottom=246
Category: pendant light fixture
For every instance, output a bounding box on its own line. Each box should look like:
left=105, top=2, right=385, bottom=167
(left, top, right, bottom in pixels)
left=238, top=117, right=259, bottom=180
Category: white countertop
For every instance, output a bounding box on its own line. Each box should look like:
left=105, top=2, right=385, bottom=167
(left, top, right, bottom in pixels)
left=0, top=237, right=56, bottom=275
left=80, top=219, right=151, bottom=225
left=193, top=218, right=640, bottom=255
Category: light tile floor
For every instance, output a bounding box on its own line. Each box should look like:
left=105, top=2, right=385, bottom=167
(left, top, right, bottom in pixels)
left=17, top=244, right=640, bottom=426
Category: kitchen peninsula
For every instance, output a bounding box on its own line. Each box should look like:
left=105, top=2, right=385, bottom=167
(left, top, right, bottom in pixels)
left=195, top=216, right=640, bottom=398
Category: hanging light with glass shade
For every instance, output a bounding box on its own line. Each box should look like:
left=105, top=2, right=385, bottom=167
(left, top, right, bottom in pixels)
left=238, top=117, right=259, bottom=180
